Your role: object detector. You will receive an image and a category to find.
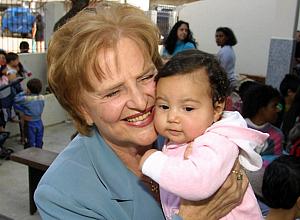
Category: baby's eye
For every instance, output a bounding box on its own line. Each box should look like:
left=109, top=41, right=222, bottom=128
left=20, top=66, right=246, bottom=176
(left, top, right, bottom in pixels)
left=184, top=107, right=194, bottom=112
left=158, top=104, right=169, bottom=110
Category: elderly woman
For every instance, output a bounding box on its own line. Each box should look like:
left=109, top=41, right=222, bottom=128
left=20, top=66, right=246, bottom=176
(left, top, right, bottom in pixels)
left=34, top=3, right=248, bottom=220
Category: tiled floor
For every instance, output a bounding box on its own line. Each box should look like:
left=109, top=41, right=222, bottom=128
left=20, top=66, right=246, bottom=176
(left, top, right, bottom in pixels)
left=0, top=122, right=76, bottom=220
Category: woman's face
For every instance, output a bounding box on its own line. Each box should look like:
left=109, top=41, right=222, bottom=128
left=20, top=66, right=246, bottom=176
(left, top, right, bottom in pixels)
left=81, top=38, right=157, bottom=151
left=177, top=23, right=189, bottom=41
left=215, top=31, right=227, bottom=47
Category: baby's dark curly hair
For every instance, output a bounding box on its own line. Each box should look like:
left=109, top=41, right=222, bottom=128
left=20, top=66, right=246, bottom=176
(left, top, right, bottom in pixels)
left=156, top=49, right=230, bottom=105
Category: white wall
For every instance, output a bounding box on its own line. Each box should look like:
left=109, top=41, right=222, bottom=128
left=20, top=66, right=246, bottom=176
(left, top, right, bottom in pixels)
left=19, top=53, right=47, bottom=93
left=179, top=0, right=281, bottom=77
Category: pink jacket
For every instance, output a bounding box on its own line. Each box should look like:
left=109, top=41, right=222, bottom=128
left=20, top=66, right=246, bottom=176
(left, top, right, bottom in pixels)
left=142, top=111, right=268, bottom=220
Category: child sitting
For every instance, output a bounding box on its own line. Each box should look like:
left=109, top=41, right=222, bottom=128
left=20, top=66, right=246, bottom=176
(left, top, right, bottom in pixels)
left=14, top=78, right=44, bottom=148
left=242, top=84, right=284, bottom=167
left=262, top=155, right=300, bottom=220
left=140, top=50, right=268, bottom=220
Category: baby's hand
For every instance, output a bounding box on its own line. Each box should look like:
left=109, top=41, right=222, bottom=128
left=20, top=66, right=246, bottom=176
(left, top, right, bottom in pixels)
left=184, top=142, right=193, bottom=159
left=139, top=149, right=158, bottom=170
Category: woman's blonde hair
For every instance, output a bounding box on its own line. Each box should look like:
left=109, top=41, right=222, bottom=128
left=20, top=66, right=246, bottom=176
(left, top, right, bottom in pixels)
left=47, top=2, right=162, bottom=135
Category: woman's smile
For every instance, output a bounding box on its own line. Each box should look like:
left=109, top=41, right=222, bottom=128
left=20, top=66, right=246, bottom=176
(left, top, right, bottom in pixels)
left=125, top=107, right=154, bottom=127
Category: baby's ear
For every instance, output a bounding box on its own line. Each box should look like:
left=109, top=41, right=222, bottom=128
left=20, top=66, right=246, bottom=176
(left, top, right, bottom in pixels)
left=213, top=101, right=225, bottom=122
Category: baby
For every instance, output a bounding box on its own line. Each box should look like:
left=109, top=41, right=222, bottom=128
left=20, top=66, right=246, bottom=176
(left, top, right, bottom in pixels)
left=140, top=49, right=268, bottom=220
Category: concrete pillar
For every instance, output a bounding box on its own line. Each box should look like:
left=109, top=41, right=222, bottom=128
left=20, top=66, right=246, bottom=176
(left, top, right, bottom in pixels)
left=44, top=2, right=66, bottom=51
left=266, top=0, right=299, bottom=88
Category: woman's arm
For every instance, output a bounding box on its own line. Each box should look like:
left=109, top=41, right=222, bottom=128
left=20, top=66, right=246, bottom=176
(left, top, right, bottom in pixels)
left=178, top=160, right=248, bottom=220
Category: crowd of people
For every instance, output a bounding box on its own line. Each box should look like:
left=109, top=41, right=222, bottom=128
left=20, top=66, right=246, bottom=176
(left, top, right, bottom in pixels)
left=157, top=17, right=300, bottom=219
left=0, top=2, right=299, bottom=220
left=0, top=48, right=44, bottom=150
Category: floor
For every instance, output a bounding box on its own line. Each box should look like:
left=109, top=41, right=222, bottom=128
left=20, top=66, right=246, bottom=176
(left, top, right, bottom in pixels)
left=0, top=122, right=76, bottom=220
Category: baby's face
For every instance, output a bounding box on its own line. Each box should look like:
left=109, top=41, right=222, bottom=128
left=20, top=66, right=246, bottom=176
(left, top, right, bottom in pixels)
left=154, top=70, right=223, bottom=144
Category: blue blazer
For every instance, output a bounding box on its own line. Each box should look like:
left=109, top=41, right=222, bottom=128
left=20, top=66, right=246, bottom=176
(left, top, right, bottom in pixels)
left=34, top=129, right=167, bottom=219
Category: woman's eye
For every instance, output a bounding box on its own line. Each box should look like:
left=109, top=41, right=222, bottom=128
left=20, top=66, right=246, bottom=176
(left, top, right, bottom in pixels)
left=105, top=90, right=119, bottom=98
left=185, top=107, right=194, bottom=112
left=142, top=74, right=155, bottom=81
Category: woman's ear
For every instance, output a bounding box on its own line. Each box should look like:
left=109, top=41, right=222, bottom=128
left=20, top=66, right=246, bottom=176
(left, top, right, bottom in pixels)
left=213, top=101, right=225, bottom=122
left=80, top=106, right=94, bottom=126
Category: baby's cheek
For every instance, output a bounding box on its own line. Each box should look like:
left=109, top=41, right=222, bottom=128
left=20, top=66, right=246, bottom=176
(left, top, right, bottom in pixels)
left=153, top=112, right=165, bottom=134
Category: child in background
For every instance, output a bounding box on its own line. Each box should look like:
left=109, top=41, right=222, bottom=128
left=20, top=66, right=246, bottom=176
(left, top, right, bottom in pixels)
left=5, top=52, right=19, bottom=79
left=242, top=84, right=284, bottom=167
left=140, top=50, right=268, bottom=220
left=14, top=78, right=44, bottom=148
left=262, top=155, right=300, bottom=220
left=0, top=50, right=9, bottom=132
left=277, top=74, right=300, bottom=128
left=19, top=41, right=30, bottom=53
left=0, top=49, right=6, bottom=69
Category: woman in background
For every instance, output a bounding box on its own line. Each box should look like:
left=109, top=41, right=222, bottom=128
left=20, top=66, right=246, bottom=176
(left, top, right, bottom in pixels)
left=215, top=27, right=238, bottom=90
left=162, top=20, right=197, bottom=58
left=33, top=14, right=45, bottom=53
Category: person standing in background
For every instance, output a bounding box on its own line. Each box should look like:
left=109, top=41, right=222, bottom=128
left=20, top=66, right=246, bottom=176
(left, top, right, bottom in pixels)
left=215, top=27, right=238, bottom=90
left=14, top=78, right=44, bottom=148
left=33, top=14, right=45, bottom=53
left=162, top=20, right=197, bottom=59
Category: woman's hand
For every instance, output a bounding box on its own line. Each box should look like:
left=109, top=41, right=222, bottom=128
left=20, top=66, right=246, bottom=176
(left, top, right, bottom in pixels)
left=178, top=160, right=248, bottom=220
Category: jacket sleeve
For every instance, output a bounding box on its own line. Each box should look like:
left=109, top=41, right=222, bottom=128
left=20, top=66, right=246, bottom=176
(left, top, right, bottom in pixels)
left=14, top=91, right=26, bottom=103
left=34, top=184, right=107, bottom=220
left=142, top=133, right=239, bottom=201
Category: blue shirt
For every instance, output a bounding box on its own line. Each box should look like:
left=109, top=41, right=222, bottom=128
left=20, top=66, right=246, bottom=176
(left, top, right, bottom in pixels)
left=162, top=40, right=196, bottom=57
left=34, top=129, right=172, bottom=220
left=14, top=91, right=44, bottom=121
left=217, top=45, right=237, bottom=82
